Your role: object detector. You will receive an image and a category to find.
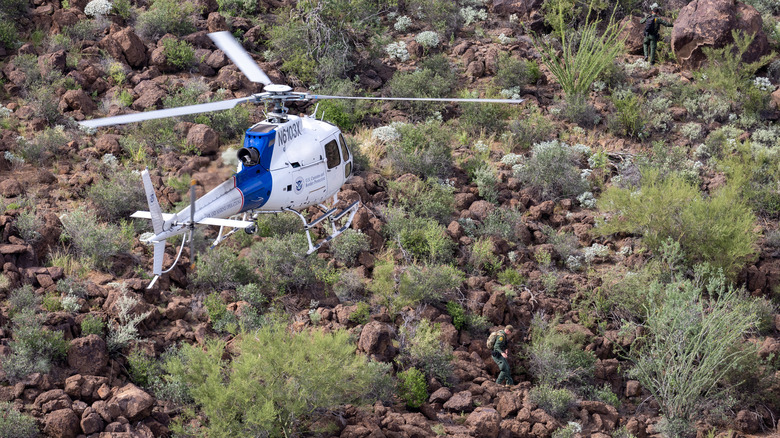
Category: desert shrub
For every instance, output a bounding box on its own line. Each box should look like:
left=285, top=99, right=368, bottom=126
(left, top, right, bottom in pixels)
left=60, top=208, right=133, bottom=271
left=535, top=8, right=624, bottom=100
left=398, top=319, right=454, bottom=383
left=0, top=0, right=26, bottom=16
left=0, top=20, right=17, bottom=49
left=266, top=0, right=389, bottom=85
left=88, top=169, right=146, bottom=222
left=382, top=208, right=455, bottom=264
left=386, top=177, right=455, bottom=224
left=315, top=80, right=375, bottom=132
left=508, top=106, right=555, bottom=151
left=128, top=349, right=158, bottom=387
left=514, top=140, right=589, bottom=200
left=161, top=38, right=195, bottom=70
left=596, top=168, right=759, bottom=277
left=15, top=126, right=68, bottom=165
left=348, top=301, right=370, bottom=325
left=626, top=269, right=761, bottom=426
left=135, top=0, right=196, bottom=39
left=331, top=229, right=370, bottom=266
left=254, top=212, right=302, bottom=237
left=246, top=233, right=329, bottom=294
left=0, top=402, right=38, bottom=438
left=2, top=306, right=69, bottom=383
left=609, top=88, right=645, bottom=138
left=106, top=289, right=151, bottom=353
left=386, top=55, right=458, bottom=119
left=216, top=0, right=260, bottom=16
left=459, top=94, right=511, bottom=135
left=527, top=314, right=596, bottom=388
left=719, top=140, right=780, bottom=217
left=164, top=324, right=389, bottom=437
left=403, top=0, right=459, bottom=34
left=473, top=164, right=499, bottom=204
left=370, top=259, right=463, bottom=311
left=80, top=314, right=105, bottom=336
left=398, top=367, right=427, bottom=408
left=494, top=52, right=540, bottom=89
left=469, top=237, right=502, bottom=274
left=236, top=283, right=268, bottom=310
left=333, top=269, right=366, bottom=303
left=528, top=384, right=577, bottom=419
left=7, top=285, right=37, bottom=317
left=111, top=0, right=134, bottom=20
left=192, top=245, right=257, bottom=290
left=14, top=209, right=42, bottom=243
left=204, top=292, right=239, bottom=334
left=560, top=95, right=602, bottom=128
left=446, top=301, right=467, bottom=330
left=387, top=121, right=453, bottom=178
left=461, top=207, right=525, bottom=243
left=695, top=31, right=774, bottom=101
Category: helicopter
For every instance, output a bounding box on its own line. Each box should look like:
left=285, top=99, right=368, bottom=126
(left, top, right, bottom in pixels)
left=79, top=31, right=523, bottom=288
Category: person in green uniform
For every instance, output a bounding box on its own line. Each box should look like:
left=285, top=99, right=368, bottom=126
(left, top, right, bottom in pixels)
left=640, top=3, right=673, bottom=65
left=492, top=325, right=514, bottom=386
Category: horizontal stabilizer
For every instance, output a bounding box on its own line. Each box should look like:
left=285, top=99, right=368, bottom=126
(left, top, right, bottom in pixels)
left=131, top=211, right=176, bottom=221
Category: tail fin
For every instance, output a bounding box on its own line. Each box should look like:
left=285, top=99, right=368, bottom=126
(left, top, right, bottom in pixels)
left=141, top=169, right=164, bottom=234
left=146, top=241, right=166, bottom=289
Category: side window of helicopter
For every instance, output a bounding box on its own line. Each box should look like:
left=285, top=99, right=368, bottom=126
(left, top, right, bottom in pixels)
left=339, top=134, right=350, bottom=161
left=325, top=139, right=341, bottom=169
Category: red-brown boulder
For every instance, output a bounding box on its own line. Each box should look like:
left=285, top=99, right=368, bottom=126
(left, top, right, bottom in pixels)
left=67, top=335, right=109, bottom=375
left=357, top=321, right=397, bottom=362
left=43, top=408, right=80, bottom=438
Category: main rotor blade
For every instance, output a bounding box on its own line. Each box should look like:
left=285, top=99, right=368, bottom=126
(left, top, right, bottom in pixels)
left=189, top=180, right=196, bottom=268
left=305, top=95, right=525, bottom=104
left=209, top=31, right=272, bottom=86
left=79, top=97, right=255, bottom=128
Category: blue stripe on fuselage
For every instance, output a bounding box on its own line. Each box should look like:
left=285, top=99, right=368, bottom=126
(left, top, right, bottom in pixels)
left=235, top=129, right=275, bottom=211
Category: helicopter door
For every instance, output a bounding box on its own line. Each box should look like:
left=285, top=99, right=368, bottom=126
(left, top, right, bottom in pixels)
left=323, top=137, right=343, bottom=194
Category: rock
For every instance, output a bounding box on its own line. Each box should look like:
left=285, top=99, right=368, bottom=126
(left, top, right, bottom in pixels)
left=94, top=134, right=123, bottom=156
left=619, top=16, right=644, bottom=54
left=491, top=0, right=542, bottom=15
left=454, top=192, right=477, bottom=210
left=0, top=178, right=24, bottom=197
left=429, top=387, right=453, bottom=404
left=100, top=28, right=147, bottom=68
left=443, top=390, right=473, bottom=412
left=735, top=409, right=760, bottom=433
left=80, top=409, right=104, bottom=435
left=59, top=89, right=96, bottom=114
left=469, top=200, right=496, bottom=221
left=43, top=408, right=80, bottom=438
left=186, top=124, right=220, bottom=155
left=357, top=321, right=397, bottom=362
left=207, top=12, right=228, bottom=32
left=671, top=0, right=769, bottom=70
left=496, top=392, right=522, bottom=418
left=482, top=290, right=507, bottom=325
left=68, top=335, right=109, bottom=375
left=39, top=50, right=67, bottom=75
left=465, top=407, right=501, bottom=438
left=466, top=60, right=485, bottom=78
left=35, top=389, right=73, bottom=413
left=625, top=380, right=641, bottom=397
left=108, top=384, right=154, bottom=421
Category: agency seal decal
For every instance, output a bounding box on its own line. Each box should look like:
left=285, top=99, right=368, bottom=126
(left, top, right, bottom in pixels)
left=294, top=177, right=304, bottom=194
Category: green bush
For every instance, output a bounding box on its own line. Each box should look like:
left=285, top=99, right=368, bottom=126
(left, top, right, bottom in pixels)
left=136, top=0, right=197, bottom=39
left=695, top=31, right=774, bottom=101
left=348, top=301, right=370, bottom=325
left=626, top=269, right=761, bottom=425
left=527, top=314, right=596, bottom=388
left=719, top=140, right=780, bottom=217
left=162, top=38, right=195, bottom=70
left=106, top=290, right=152, bottom=353
left=459, top=97, right=510, bottom=136
left=128, top=349, right=158, bottom=387
left=331, top=229, right=370, bottom=266
left=216, top=0, right=259, bottom=16
left=469, top=237, right=502, bottom=275
left=15, top=127, right=69, bottom=165
left=446, top=301, right=467, bottom=330
left=387, top=121, right=454, bottom=178
left=0, top=20, right=17, bottom=49
left=0, top=402, right=38, bottom=438
left=386, top=177, right=455, bottom=224
left=7, top=285, right=37, bottom=317
left=515, top=140, right=589, bottom=200
left=60, top=207, right=134, bottom=272
left=315, top=79, right=376, bottom=132
left=508, top=106, right=555, bottom=151
left=399, top=319, right=454, bottom=383
left=398, top=367, right=427, bottom=408
left=370, top=259, right=463, bottom=312
left=246, top=234, right=329, bottom=294
left=2, top=309, right=69, bottom=383
left=80, top=314, right=105, bottom=336
left=460, top=207, right=525, bottom=243
left=610, top=89, right=645, bottom=138
left=527, top=384, right=576, bottom=419
left=89, top=169, right=146, bottom=222
left=493, top=52, right=540, bottom=89
left=193, top=245, right=257, bottom=290
left=473, top=164, right=499, bottom=204
left=164, top=324, right=389, bottom=437
left=236, top=283, right=268, bottom=310
left=560, top=95, right=601, bottom=128
left=204, top=292, right=239, bottom=334
left=383, top=208, right=455, bottom=264
left=0, top=0, right=27, bottom=16
left=596, top=168, right=759, bottom=277
left=14, top=210, right=41, bottom=243
left=404, top=0, right=458, bottom=34
left=387, top=55, right=458, bottom=120
left=535, top=8, right=624, bottom=100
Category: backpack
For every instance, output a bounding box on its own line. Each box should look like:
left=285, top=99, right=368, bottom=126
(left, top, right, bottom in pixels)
left=644, top=16, right=658, bottom=36
left=486, top=331, right=500, bottom=350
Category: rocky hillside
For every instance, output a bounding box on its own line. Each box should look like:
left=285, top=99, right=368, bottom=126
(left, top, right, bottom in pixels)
left=0, top=0, right=779, bottom=437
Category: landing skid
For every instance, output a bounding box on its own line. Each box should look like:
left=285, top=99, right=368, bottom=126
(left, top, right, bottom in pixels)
left=286, top=196, right=360, bottom=254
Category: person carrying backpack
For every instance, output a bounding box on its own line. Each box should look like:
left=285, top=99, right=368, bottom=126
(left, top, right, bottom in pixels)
left=489, top=325, right=515, bottom=387
left=640, top=3, right=673, bottom=65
